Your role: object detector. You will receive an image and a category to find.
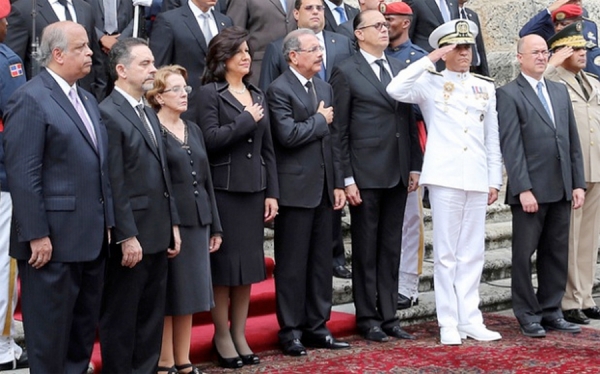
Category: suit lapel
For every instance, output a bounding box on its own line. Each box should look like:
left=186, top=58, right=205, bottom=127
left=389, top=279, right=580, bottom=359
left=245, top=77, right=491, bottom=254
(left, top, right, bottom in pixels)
left=38, top=0, right=60, bottom=27
left=517, top=74, right=555, bottom=129
left=269, top=0, right=286, bottom=16
left=355, top=54, right=395, bottom=108
left=284, top=69, right=315, bottom=116
left=447, top=0, right=459, bottom=19
left=111, top=91, right=161, bottom=159
left=214, top=11, right=229, bottom=31
left=323, top=31, right=336, bottom=80
left=583, top=73, right=598, bottom=103
left=425, top=0, right=444, bottom=24
left=44, top=72, right=98, bottom=153
left=558, top=68, right=587, bottom=102
left=182, top=6, right=209, bottom=53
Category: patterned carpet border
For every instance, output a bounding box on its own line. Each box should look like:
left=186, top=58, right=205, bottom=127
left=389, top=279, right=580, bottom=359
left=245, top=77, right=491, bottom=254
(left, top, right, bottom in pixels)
left=197, top=314, right=600, bottom=373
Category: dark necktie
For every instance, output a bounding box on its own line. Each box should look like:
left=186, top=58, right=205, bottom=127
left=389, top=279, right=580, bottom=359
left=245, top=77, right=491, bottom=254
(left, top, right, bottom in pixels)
left=136, top=104, right=158, bottom=148
left=57, top=0, right=73, bottom=21
left=375, top=59, right=391, bottom=87
left=575, top=74, right=590, bottom=101
left=305, top=81, right=317, bottom=113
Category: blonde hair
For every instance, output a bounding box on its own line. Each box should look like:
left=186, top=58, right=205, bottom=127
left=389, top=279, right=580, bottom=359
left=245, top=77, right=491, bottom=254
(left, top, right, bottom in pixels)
left=146, top=65, right=189, bottom=111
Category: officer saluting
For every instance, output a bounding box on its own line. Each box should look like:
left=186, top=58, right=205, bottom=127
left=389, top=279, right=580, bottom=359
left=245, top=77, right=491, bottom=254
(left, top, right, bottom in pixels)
left=0, top=0, right=27, bottom=369
left=386, top=19, right=503, bottom=345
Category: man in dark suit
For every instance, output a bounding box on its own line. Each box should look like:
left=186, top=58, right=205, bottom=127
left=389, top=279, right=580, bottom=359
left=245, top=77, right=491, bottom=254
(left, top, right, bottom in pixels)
left=336, top=0, right=384, bottom=44
left=267, top=28, right=349, bottom=357
left=330, top=10, right=422, bottom=342
left=458, top=0, right=489, bottom=76
left=404, top=0, right=458, bottom=69
left=5, top=0, right=107, bottom=99
left=89, top=0, right=134, bottom=53
left=259, top=0, right=353, bottom=91
left=497, top=34, right=586, bottom=338
left=150, top=0, right=232, bottom=116
left=323, top=0, right=358, bottom=33
left=227, top=0, right=297, bottom=85
left=99, top=38, right=180, bottom=372
left=3, top=21, right=114, bottom=373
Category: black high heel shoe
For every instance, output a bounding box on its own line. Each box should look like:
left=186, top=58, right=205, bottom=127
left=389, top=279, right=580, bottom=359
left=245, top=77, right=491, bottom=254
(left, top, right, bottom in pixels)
left=212, top=339, right=243, bottom=369
left=238, top=353, right=260, bottom=365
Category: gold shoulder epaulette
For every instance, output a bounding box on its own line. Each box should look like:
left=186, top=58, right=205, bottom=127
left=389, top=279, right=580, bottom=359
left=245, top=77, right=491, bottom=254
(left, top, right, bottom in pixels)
left=472, top=73, right=495, bottom=82
left=426, top=68, right=443, bottom=76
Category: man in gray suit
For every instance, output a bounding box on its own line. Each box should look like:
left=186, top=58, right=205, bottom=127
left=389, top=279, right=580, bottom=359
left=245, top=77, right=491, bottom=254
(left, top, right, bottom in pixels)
left=497, top=34, right=586, bottom=338
left=3, top=21, right=114, bottom=373
left=227, top=0, right=297, bottom=85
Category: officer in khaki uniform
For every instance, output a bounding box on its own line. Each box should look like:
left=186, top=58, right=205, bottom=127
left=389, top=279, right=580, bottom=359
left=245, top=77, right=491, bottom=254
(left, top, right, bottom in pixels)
left=545, top=21, right=600, bottom=325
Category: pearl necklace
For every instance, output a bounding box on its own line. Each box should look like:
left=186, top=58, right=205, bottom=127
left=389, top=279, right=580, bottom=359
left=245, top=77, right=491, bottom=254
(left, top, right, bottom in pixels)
left=229, top=85, right=247, bottom=95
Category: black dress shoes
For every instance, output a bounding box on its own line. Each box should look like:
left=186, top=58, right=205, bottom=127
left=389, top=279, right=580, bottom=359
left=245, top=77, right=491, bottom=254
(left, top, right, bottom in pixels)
left=583, top=306, right=600, bottom=319
left=303, top=334, right=350, bottom=349
left=383, top=325, right=416, bottom=340
left=363, top=326, right=390, bottom=342
left=333, top=265, right=352, bottom=279
left=397, top=293, right=418, bottom=310
left=281, top=338, right=307, bottom=356
left=212, top=340, right=243, bottom=369
left=519, top=322, right=546, bottom=338
left=563, top=309, right=590, bottom=325
left=542, top=318, right=581, bottom=333
left=0, top=349, right=28, bottom=371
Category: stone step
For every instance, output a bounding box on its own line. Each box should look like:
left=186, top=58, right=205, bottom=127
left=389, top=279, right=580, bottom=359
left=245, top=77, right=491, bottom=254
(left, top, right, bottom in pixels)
left=332, top=246, right=515, bottom=305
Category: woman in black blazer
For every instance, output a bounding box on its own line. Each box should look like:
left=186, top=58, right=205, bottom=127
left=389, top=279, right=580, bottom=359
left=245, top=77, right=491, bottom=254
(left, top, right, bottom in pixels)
left=196, top=27, right=279, bottom=368
left=147, top=65, right=223, bottom=374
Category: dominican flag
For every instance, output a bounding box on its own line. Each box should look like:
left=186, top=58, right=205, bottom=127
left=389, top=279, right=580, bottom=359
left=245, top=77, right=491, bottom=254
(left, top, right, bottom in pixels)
left=10, top=63, right=23, bottom=77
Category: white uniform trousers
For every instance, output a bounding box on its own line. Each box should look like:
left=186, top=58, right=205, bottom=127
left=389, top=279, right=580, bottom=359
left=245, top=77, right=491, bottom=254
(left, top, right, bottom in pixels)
left=398, top=188, right=424, bottom=299
left=0, top=192, right=22, bottom=364
left=428, top=186, right=486, bottom=328
left=562, top=182, right=600, bottom=310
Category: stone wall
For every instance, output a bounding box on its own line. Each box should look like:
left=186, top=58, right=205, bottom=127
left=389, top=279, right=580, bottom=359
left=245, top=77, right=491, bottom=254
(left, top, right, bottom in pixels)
left=345, top=0, right=600, bottom=85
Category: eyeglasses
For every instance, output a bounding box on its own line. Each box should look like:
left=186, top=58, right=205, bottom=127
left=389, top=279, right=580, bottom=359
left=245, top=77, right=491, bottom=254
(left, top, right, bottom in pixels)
left=358, top=21, right=390, bottom=31
left=296, top=45, right=325, bottom=54
left=518, top=50, right=550, bottom=57
left=302, top=5, right=324, bottom=11
left=162, top=85, right=192, bottom=94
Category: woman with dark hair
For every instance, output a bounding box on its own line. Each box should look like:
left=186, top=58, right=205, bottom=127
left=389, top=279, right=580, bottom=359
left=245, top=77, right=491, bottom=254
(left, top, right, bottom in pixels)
left=196, top=26, right=279, bottom=368
left=147, top=65, right=223, bottom=374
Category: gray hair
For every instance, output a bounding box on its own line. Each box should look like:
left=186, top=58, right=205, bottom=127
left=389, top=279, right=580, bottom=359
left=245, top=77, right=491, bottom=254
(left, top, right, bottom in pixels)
left=283, top=28, right=316, bottom=63
left=38, top=22, right=70, bottom=67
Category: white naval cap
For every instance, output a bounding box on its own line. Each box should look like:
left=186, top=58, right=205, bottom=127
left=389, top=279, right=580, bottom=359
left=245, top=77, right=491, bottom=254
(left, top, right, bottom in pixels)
left=428, top=19, right=479, bottom=50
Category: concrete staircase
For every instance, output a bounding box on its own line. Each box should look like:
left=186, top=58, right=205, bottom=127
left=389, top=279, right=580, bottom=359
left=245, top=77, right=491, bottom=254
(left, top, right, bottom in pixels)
left=264, top=191, right=600, bottom=326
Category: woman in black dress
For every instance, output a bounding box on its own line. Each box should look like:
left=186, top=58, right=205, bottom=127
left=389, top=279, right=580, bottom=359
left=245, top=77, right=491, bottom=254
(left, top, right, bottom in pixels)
left=147, top=65, right=223, bottom=374
left=196, top=27, right=279, bottom=368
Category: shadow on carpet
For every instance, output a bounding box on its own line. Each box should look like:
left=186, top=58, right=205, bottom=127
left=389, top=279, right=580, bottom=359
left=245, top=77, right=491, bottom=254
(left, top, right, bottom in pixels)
left=197, top=313, right=600, bottom=373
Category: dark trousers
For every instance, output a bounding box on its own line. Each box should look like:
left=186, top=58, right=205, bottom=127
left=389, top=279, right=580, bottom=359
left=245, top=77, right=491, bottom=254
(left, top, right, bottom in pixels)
left=274, top=195, right=334, bottom=343
left=511, top=200, right=571, bottom=324
left=332, top=209, right=346, bottom=268
left=350, top=182, right=407, bottom=332
left=100, top=250, right=167, bottom=373
left=19, top=255, right=105, bottom=374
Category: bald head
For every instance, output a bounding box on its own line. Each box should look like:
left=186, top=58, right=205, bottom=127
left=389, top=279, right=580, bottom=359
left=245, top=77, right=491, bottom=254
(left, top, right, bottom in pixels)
left=517, top=34, right=549, bottom=80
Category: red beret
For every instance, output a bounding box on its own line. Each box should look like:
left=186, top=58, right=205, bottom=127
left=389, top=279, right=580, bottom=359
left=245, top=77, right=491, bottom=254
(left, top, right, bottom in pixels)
left=0, top=0, right=10, bottom=19
left=380, top=2, right=413, bottom=16
left=552, top=4, right=583, bottom=23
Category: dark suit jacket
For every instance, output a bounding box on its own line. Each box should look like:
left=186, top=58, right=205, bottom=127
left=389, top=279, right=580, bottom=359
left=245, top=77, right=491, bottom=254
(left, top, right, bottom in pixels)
left=6, top=0, right=106, bottom=99
left=88, top=0, right=134, bottom=38
left=330, top=53, right=422, bottom=189
left=497, top=74, right=586, bottom=205
left=161, top=121, right=222, bottom=233
left=3, top=69, right=114, bottom=262
left=405, top=0, right=459, bottom=53
left=461, top=6, right=489, bottom=77
left=226, top=0, right=297, bottom=85
left=323, top=2, right=359, bottom=33
left=194, top=81, right=279, bottom=198
left=100, top=89, right=179, bottom=254
left=149, top=5, right=233, bottom=91
left=162, top=0, right=225, bottom=13
left=258, top=30, right=354, bottom=92
left=267, top=68, right=342, bottom=208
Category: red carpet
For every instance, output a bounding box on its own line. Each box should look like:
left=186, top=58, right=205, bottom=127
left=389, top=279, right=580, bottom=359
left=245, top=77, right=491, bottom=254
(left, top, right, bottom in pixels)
left=191, top=314, right=600, bottom=373
left=83, top=257, right=356, bottom=372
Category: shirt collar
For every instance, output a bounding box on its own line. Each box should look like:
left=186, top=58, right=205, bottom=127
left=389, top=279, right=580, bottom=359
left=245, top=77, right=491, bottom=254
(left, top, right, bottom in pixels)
left=46, top=67, right=77, bottom=97
left=521, top=72, right=546, bottom=91
left=188, top=0, right=213, bottom=18
left=289, top=66, right=311, bottom=87
left=359, top=49, right=386, bottom=65
left=114, top=86, right=144, bottom=109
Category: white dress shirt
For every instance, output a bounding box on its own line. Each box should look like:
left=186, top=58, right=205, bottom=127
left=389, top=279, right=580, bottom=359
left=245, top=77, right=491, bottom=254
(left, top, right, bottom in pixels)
left=50, top=0, right=77, bottom=22
left=188, top=1, right=218, bottom=40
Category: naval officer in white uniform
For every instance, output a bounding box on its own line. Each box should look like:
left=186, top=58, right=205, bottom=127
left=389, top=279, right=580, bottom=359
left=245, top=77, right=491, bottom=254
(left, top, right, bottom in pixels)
left=386, top=19, right=503, bottom=345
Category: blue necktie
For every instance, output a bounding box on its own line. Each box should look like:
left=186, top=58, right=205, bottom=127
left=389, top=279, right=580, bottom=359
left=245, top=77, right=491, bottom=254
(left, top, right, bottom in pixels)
left=536, top=82, right=553, bottom=121
left=438, top=0, right=450, bottom=22
left=335, top=6, right=347, bottom=23
left=280, top=0, right=287, bottom=12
